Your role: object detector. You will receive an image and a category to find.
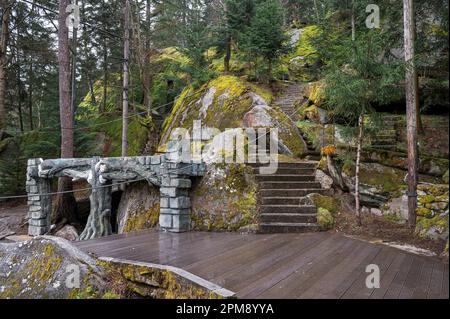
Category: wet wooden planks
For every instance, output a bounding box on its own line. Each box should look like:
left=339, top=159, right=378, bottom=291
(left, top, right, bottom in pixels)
left=74, top=230, right=449, bottom=299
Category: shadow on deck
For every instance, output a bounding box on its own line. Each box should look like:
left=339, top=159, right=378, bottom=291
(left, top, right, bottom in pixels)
left=75, top=230, right=449, bottom=299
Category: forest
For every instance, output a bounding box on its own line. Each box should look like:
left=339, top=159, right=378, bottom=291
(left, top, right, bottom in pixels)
left=0, top=0, right=448, bottom=300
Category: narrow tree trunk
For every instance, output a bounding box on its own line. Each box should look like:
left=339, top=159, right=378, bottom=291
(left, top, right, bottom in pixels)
left=101, top=41, right=108, bottom=113
left=0, top=1, right=11, bottom=131
left=122, top=0, right=130, bottom=157
left=16, top=66, right=24, bottom=132
left=355, top=114, right=364, bottom=226
left=403, top=0, right=418, bottom=228
left=143, top=0, right=152, bottom=116
left=224, top=35, right=231, bottom=73
left=70, top=5, right=78, bottom=123
left=28, top=61, right=34, bottom=130
left=53, top=0, right=78, bottom=227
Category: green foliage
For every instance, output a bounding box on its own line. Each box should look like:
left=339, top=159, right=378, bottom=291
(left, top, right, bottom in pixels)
left=241, top=0, right=290, bottom=81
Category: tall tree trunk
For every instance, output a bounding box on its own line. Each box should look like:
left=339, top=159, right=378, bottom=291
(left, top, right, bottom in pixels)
left=403, top=0, right=418, bottom=228
left=224, top=35, right=231, bottom=73
left=354, top=114, right=364, bottom=226
left=143, top=0, right=152, bottom=116
left=28, top=60, right=34, bottom=130
left=70, top=3, right=78, bottom=123
left=122, top=0, right=130, bottom=157
left=101, top=40, right=108, bottom=113
left=16, top=66, right=24, bottom=132
left=0, top=1, right=11, bottom=132
left=53, top=0, right=78, bottom=227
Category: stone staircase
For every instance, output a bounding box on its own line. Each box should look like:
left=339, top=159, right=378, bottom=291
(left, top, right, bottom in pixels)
left=368, top=115, right=399, bottom=150
left=250, top=162, right=325, bottom=233
left=274, top=82, right=321, bottom=161
left=274, top=83, right=306, bottom=117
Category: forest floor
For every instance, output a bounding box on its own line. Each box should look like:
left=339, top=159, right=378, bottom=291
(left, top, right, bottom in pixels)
left=333, top=194, right=447, bottom=259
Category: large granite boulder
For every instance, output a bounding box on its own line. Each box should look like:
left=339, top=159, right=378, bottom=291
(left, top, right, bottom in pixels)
left=0, top=236, right=107, bottom=298
left=190, top=163, right=259, bottom=232
left=117, top=181, right=160, bottom=233
left=159, top=75, right=306, bottom=157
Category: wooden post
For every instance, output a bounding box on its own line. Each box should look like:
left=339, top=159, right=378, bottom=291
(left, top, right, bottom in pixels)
left=403, top=0, right=418, bottom=227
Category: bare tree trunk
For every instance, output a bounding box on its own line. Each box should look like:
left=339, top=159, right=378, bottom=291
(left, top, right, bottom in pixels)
left=16, top=66, right=24, bottom=132
left=224, top=35, right=231, bottom=73
left=70, top=2, right=78, bottom=123
left=143, top=0, right=152, bottom=116
left=122, top=0, right=130, bottom=157
left=0, top=0, right=11, bottom=132
left=53, top=0, right=78, bottom=227
left=28, top=60, right=34, bottom=130
left=101, top=40, right=108, bottom=113
left=355, top=114, right=364, bottom=226
left=403, top=0, right=418, bottom=228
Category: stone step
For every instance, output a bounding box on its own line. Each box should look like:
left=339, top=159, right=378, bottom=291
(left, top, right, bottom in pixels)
left=305, top=154, right=321, bottom=161
left=253, top=167, right=315, bottom=175
left=260, top=188, right=326, bottom=197
left=256, top=174, right=315, bottom=182
left=260, top=205, right=317, bottom=214
left=260, top=213, right=317, bottom=223
left=261, top=197, right=305, bottom=205
left=259, top=181, right=322, bottom=189
left=258, top=222, right=320, bottom=233
left=248, top=162, right=317, bottom=168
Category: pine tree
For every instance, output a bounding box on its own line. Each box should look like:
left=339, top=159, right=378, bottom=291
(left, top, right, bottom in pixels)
left=242, top=0, right=289, bottom=81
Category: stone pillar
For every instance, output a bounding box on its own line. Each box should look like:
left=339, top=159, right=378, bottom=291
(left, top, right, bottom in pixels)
left=26, top=158, right=52, bottom=236
left=159, top=161, right=192, bottom=232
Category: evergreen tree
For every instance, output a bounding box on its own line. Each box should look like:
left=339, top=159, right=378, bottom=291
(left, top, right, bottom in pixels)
left=242, top=0, right=289, bottom=81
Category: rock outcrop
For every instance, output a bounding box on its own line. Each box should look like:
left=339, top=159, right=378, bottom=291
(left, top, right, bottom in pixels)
left=117, top=181, right=160, bottom=234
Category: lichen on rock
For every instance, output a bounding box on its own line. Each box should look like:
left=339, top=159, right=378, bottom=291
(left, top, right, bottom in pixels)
left=159, top=75, right=306, bottom=157
left=190, top=163, right=258, bottom=232
left=117, top=181, right=160, bottom=234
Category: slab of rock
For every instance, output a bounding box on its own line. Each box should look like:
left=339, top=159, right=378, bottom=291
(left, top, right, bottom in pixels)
left=0, top=236, right=107, bottom=298
left=55, top=225, right=79, bottom=241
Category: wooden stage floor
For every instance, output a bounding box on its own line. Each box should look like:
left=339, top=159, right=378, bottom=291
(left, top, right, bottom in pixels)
left=75, top=230, right=449, bottom=299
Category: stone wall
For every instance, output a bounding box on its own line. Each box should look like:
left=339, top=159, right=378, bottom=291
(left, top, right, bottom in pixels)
left=415, top=184, right=449, bottom=242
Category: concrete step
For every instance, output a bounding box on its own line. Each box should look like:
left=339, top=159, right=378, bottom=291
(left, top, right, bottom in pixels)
left=262, top=197, right=304, bottom=205
left=260, top=205, right=317, bottom=214
left=259, top=181, right=322, bottom=189
left=256, top=174, right=315, bottom=182
left=260, top=213, right=317, bottom=223
left=260, top=188, right=327, bottom=197
left=248, top=162, right=317, bottom=168
left=258, top=222, right=320, bottom=233
left=253, top=167, right=315, bottom=175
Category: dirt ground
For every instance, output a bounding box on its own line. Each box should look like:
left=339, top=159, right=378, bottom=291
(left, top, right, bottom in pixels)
left=333, top=194, right=448, bottom=258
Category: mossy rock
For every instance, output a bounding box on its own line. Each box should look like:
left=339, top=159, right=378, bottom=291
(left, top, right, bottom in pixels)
left=190, top=163, right=258, bottom=232
left=0, top=237, right=108, bottom=299
left=309, top=194, right=340, bottom=214
left=159, top=75, right=306, bottom=157
left=117, top=181, right=160, bottom=233
left=416, top=207, right=434, bottom=218
left=415, top=213, right=449, bottom=241
left=317, top=207, right=335, bottom=230
left=443, top=170, right=449, bottom=184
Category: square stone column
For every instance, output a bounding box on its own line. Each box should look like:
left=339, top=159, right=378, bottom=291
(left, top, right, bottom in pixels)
left=26, top=158, right=52, bottom=236
left=159, top=160, right=192, bottom=232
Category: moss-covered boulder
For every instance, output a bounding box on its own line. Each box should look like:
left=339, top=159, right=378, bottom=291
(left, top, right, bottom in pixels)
left=317, top=208, right=335, bottom=230
left=159, top=75, right=306, bottom=157
left=0, top=237, right=108, bottom=298
left=190, top=163, right=258, bottom=232
left=415, top=184, right=449, bottom=241
left=117, top=181, right=160, bottom=234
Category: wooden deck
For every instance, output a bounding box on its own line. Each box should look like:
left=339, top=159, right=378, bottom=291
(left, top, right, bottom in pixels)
left=75, top=230, right=449, bottom=299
